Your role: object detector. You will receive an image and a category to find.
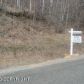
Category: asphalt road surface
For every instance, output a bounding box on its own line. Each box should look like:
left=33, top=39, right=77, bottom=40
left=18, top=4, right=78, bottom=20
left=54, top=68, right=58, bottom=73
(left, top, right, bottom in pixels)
left=0, top=59, right=84, bottom=84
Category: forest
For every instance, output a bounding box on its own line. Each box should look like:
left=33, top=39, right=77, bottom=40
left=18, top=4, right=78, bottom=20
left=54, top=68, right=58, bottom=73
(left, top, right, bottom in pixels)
left=0, top=0, right=84, bottom=32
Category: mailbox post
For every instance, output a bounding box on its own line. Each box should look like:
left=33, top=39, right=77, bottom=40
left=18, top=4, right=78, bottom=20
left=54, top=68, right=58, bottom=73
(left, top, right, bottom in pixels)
left=69, top=28, right=82, bottom=55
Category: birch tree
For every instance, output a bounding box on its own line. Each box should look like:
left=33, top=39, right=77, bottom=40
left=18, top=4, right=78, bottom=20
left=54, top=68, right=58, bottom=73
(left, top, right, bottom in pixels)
left=49, top=0, right=53, bottom=15
left=29, top=0, right=32, bottom=12
left=42, top=0, right=45, bottom=14
left=0, top=0, right=2, bottom=4
left=17, top=0, right=20, bottom=8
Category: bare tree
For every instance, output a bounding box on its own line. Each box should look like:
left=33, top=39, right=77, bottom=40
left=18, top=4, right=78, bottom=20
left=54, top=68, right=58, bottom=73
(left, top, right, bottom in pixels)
left=17, top=0, right=20, bottom=8
left=49, top=0, right=53, bottom=15
left=0, top=0, right=2, bottom=4
left=42, top=0, right=44, bottom=14
left=29, top=0, right=32, bottom=12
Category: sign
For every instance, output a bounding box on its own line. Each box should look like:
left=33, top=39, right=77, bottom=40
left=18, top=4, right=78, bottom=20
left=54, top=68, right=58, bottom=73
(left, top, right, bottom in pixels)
left=69, top=28, right=82, bottom=55
left=69, top=31, right=82, bottom=34
left=73, top=36, right=82, bottom=43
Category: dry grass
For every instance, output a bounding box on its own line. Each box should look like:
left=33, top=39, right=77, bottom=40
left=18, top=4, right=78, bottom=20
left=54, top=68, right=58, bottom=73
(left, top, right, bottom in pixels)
left=0, top=33, right=69, bottom=69
left=0, top=14, right=83, bottom=69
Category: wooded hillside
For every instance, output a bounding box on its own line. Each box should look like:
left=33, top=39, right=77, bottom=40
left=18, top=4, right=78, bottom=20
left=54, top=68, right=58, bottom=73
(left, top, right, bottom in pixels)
left=0, top=0, right=84, bottom=31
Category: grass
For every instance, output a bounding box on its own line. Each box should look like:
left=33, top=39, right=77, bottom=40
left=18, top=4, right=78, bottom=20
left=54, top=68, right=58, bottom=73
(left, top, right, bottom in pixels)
left=0, top=33, right=69, bottom=69
left=0, top=13, right=83, bottom=69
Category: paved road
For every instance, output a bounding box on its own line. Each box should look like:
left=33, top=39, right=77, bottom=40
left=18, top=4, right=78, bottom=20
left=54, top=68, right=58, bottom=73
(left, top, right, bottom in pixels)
left=0, top=59, right=84, bottom=84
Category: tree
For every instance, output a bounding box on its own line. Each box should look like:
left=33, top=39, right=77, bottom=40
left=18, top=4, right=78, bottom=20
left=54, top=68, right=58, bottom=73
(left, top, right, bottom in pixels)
left=17, top=0, right=20, bottom=8
left=29, top=0, right=32, bottom=12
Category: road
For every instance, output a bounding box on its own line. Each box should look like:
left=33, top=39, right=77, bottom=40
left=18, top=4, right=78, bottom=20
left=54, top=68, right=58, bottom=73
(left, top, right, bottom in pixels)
left=0, top=59, right=84, bottom=84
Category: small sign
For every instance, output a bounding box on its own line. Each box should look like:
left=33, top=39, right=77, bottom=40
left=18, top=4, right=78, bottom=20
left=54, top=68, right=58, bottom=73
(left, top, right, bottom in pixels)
left=73, top=36, right=82, bottom=43
left=69, top=28, right=82, bottom=55
left=69, top=31, right=82, bottom=34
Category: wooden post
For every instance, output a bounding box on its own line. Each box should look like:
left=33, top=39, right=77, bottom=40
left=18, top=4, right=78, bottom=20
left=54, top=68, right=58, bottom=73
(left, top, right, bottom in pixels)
left=70, top=28, right=73, bottom=55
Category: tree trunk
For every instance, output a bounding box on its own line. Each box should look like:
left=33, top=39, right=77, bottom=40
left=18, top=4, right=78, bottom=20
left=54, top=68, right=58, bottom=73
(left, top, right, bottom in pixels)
left=29, top=0, right=32, bottom=12
left=17, top=0, right=20, bottom=8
